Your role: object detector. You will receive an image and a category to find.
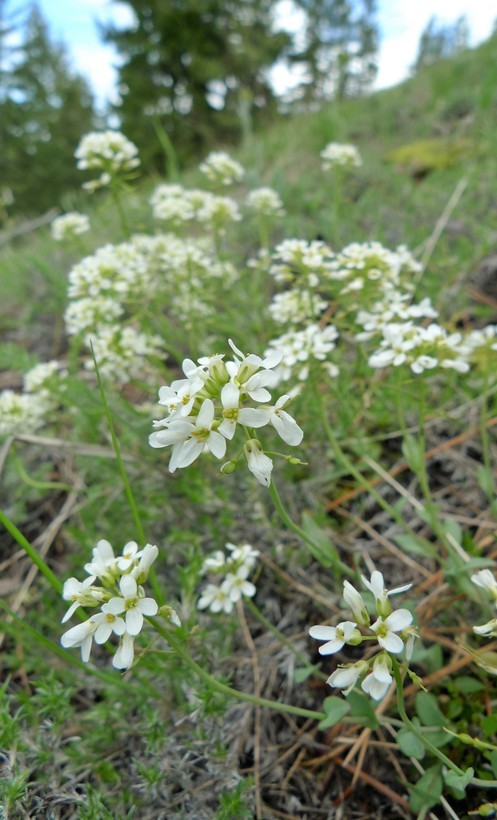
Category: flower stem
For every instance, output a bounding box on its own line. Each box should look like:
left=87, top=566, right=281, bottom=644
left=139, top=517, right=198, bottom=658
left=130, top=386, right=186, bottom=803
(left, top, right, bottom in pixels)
left=268, top=479, right=352, bottom=577
left=152, top=621, right=325, bottom=721
left=110, top=183, right=130, bottom=238
left=0, top=508, right=62, bottom=595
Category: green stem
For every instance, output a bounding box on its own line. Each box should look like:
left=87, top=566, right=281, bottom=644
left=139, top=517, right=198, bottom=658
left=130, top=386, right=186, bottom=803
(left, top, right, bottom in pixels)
left=152, top=621, right=325, bottom=721
left=391, top=659, right=464, bottom=776
left=268, top=479, right=352, bottom=577
left=318, top=395, right=409, bottom=532
left=0, top=508, right=62, bottom=595
left=92, top=347, right=164, bottom=605
left=110, top=183, right=130, bottom=239
left=392, top=659, right=497, bottom=789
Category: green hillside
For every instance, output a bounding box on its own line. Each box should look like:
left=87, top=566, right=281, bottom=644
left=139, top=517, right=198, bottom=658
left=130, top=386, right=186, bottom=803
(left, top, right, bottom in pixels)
left=2, top=36, right=497, bottom=818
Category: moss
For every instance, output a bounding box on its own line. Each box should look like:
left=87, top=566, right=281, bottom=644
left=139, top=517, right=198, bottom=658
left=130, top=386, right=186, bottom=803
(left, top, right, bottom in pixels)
left=386, top=137, right=473, bottom=179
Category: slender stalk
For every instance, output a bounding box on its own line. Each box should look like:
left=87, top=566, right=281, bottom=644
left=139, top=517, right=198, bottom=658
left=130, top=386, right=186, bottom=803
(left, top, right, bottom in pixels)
left=0, top=508, right=62, bottom=595
left=110, top=183, right=130, bottom=238
left=268, top=479, right=352, bottom=577
left=92, top=347, right=164, bottom=604
left=153, top=621, right=326, bottom=721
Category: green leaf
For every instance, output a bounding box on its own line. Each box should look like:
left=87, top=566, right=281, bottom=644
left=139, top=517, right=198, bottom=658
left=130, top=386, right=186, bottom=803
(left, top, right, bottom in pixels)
left=294, top=664, right=321, bottom=684
left=489, top=750, right=497, bottom=778
left=415, top=691, right=447, bottom=727
left=440, top=516, right=463, bottom=544
left=393, top=532, right=436, bottom=557
left=318, top=696, right=351, bottom=729
left=301, top=513, right=340, bottom=569
left=477, top=464, right=495, bottom=496
left=409, top=765, right=443, bottom=812
left=444, top=767, right=474, bottom=794
left=396, top=725, right=425, bottom=760
left=401, top=435, right=425, bottom=475
left=346, top=690, right=379, bottom=728
left=482, top=715, right=497, bottom=739
left=453, top=676, right=486, bottom=694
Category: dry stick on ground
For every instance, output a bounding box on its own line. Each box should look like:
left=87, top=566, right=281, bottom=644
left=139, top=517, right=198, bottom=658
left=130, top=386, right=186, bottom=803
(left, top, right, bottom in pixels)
left=0, top=476, right=83, bottom=649
left=259, top=553, right=339, bottom=611
left=333, top=756, right=411, bottom=813
left=237, top=599, right=263, bottom=820
left=335, top=506, right=432, bottom=579
left=326, top=416, right=497, bottom=513
left=415, top=176, right=469, bottom=276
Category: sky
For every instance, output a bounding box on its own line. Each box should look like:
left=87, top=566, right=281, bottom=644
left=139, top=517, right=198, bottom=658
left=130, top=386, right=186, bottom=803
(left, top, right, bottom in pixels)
left=7, top=0, right=497, bottom=110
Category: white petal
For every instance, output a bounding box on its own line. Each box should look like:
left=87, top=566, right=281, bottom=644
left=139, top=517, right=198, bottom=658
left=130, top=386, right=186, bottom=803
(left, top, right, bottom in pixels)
left=221, top=382, right=239, bottom=410
left=113, top=634, right=135, bottom=669
left=138, top=597, right=159, bottom=616
left=377, top=632, right=404, bottom=654
left=238, top=408, right=270, bottom=427
left=207, top=431, right=227, bottom=460
left=309, top=625, right=336, bottom=641
left=270, top=410, right=303, bottom=446
left=196, top=399, right=214, bottom=428
left=120, top=574, right=137, bottom=598
left=319, top=638, right=345, bottom=655
left=126, top=608, right=144, bottom=636
left=170, top=438, right=203, bottom=471
left=384, top=609, right=413, bottom=631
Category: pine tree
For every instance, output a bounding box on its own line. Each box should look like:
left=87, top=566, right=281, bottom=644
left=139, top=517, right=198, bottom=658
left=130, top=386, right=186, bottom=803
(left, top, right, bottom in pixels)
left=102, top=0, right=292, bottom=171
left=287, top=0, right=378, bottom=105
left=413, top=15, right=469, bottom=74
left=0, top=2, right=94, bottom=215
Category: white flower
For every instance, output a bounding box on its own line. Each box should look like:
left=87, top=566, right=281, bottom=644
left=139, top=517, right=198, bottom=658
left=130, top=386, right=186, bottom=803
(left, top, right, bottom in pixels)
left=84, top=539, right=118, bottom=583
left=361, top=570, right=412, bottom=617
left=61, top=618, right=99, bottom=662
left=106, top=575, right=158, bottom=635
left=342, top=580, right=370, bottom=626
left=131, top=544, right=159, bottom=584
left=246, top=187, right=285, bottom=216
left=197, top=583, right=234, bottom=614
left=226, top=542, right=259, bottom=572
left=218, top=382, right=270, bottom=440
left=75, top=131, right=140, bottom=176
left=361, top=654, right=393, bottom=701
left=473, top=619, right=497, bottom=636
left=150, top=399, right=227, bottom=471
left=202, top=550, right=226, bottom=573
left=327, top=660, right=369, bottom=694
left=199, top=151, right=245, bottom=186
left=116, top=541, right=141, bottom=572
left=113, top=633, right=136, bottom=669
left=91, top=606, right=126, bottom=643
left=51, top=212, right=90, bottom=241
left=370, top=609, right=413, bottom=654
left=61, top=575, right=102, bottom=623
left=221, top=571, right=256, bottom=602
left=309, top=621, right=360, bottom=655
left=471, top=569, right=497, bottom=602
left=321, top=142, right=362, bottom=170
left=243, top=439, right=273, bottom=486
left=264, top=395, right=303, bottom=446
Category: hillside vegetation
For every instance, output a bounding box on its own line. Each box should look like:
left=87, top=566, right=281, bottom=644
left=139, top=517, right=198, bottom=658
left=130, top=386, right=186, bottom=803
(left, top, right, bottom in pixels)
left=2, top=36, right=497, bottom=818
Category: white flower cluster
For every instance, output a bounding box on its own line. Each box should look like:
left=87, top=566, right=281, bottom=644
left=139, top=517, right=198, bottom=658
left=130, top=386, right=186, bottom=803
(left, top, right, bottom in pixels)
left=320, top=142, right=362, bottom=171
left=85, top=325, right=164, bottom=381
left=356, top=294, right=438, bottom=340
left=270, top=239, right=334, bottom=285
left=51, top=212, right=90, bottom=241
left=327, top=242, right=421, bottom=295
left=61, top=539, right=179, bottom=670
left=0, top=361, right=64, bottom=437
left=75, top=130, right=140, bottom=190
left=310, top=571, right=416, bottom=701
left=199, top=151, right=245, bottom=186
left=269, top=288, right=327, bottom=326
left=198, top=542, right=259, bottom=614
left=150, top=184, right=241, bottom=231
left=368, top=322, right=470, bottom=374
left=246, top=187, right=285, bottom=217
left=471, top=570, right=497, bottom=636
left=265, top=324, right=339, bottom=386
left=149, top=339, right=303, bottom=487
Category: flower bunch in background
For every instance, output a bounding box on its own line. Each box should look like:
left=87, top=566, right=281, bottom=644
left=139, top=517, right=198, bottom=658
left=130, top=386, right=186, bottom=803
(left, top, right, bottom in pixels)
left=149, top=339, right=304, bottom=486
left=198, top=151, right=245, bottom=187
left=61, top=539, right=179, bottom=670
left=75, top=130, right=140, bottom=191
left=320, top=142, right=362, bottom=171
left=0, top=360, right=65, bottom=437
left=197, top=542, right=259, bottom=614
left=51, top=212, right=90, bottom=242
left=310, top=571, right=417, bottom=701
